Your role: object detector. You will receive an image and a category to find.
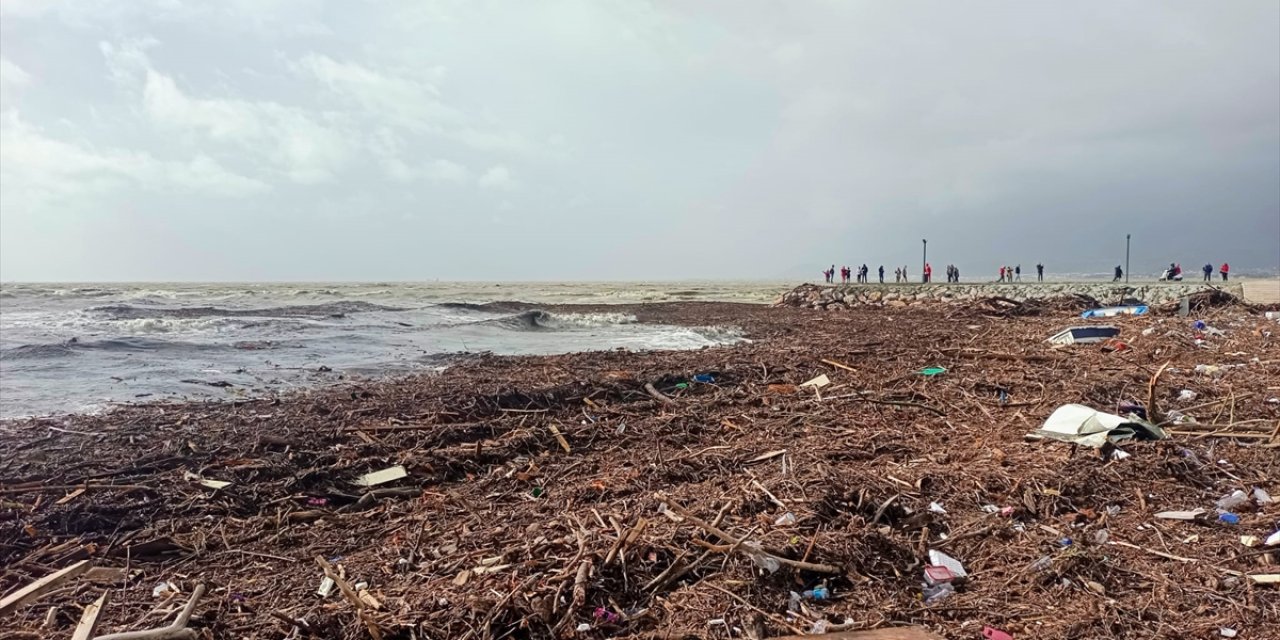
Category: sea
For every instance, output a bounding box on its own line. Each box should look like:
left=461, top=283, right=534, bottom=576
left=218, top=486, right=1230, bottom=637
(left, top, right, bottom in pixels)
left=0, top=282, right=788, bottom=418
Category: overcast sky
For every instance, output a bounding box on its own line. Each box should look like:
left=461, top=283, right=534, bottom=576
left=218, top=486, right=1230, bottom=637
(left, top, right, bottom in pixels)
left=1, top=1, right=1277, bottom=281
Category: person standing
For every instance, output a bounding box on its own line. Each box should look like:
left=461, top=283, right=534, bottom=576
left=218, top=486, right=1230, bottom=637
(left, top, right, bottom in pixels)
left=1220, top=262, right=1229, bottom=281
left=878, top=265, right=885, bottom=284
left=999, top=266, right=1006, bottom=283
left=1202, top=263, right=1212, bottom=282
left=1015, top=264, right=1022, bottom=282
left=1036, top=263, right=1044, bottom=282
left=1113, top=265, right=1123, bottom=282
left=923, top=262, right=932, bottom=283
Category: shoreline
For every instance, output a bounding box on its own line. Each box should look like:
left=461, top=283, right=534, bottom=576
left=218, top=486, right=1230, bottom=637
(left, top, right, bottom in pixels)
left=2, top=301, right=1277, bottom=638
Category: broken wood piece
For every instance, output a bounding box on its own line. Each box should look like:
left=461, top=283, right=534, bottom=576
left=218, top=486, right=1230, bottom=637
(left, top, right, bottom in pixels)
left=604, top=517, right=648, bottom=566
left=745, top=449, right=787, bottom=464
left=352, top=465, right=407, bottom=487
left=821, top=358, right=857, bottom=373
left=0, top=558, right=92, bottom=616
left=1248, top=574, right=1280, bottom=585
left=71, top=592, right=110, bottom=640
left=548, top=425, right=572, bottom=453
left=93, top=583, right=205, bottom=640
left=644, top=382, right=677, bottom=405
left=182, top=471, right=232, bottom=490
left=771, top=627, right=944, bottom=640
left=56, top=487, right=87, bottom=505
left=315, top=556, right=383, bottom=640
left=1154, top=509, right=1206, bottom=521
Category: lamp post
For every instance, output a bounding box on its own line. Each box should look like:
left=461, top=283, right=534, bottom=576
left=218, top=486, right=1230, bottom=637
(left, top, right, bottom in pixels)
left=1125, top=234, right=1131, bottom=284
left=922, top=239, right=927, bottom=284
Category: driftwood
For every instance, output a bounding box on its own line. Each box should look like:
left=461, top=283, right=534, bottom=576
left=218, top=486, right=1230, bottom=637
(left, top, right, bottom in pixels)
left=94, top=584, right=205, bottom=640
left=644, top=382, right=677, bottom=405
left=71, top=592, right=110, bottom=640
left=0, top=559, right=92, bottom=616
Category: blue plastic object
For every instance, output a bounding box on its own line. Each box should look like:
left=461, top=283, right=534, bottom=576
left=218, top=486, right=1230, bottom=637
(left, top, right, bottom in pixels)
left=692, top=373, right=716, bottom=384
left=1218, top=512, right=1240, bottom=525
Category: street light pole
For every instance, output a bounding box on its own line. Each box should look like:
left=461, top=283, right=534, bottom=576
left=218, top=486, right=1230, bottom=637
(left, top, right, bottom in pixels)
left=922, top=239, right=927, bottom=284
left=1125, top=234, right=1131, bottom=284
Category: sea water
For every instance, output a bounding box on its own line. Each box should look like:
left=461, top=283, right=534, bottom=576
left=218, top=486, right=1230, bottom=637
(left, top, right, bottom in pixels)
left=0, top=282, right=786, bottom=418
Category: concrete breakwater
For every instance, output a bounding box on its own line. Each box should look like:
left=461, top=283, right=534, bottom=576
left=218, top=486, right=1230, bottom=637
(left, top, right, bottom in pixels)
left=775, top=281, right=1241, bottom=310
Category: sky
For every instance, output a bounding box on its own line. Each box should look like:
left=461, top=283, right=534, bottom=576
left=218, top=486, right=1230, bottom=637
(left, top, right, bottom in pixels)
left=1, top=0, right=1277, bottom=281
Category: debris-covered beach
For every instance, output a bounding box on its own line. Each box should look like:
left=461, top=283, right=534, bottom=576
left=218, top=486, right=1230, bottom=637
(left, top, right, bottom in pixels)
left=3, top=288, right=1279, bottom=639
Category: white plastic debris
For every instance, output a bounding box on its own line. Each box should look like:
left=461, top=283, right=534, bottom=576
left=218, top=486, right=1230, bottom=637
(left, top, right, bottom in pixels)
left=800, top=374, right=830, bottom=388
left=743, top=543, right=780, bottom=573
left=353, top=465, right=408, bottom=487
left=1265, top=531, right=1280, bottom=547
left=1216, top=490, right=1251, bottom=512
left=1253, top=487, right=1273, bottom=505
left=1154, top=509, right=1206, bottom=520
left=774, top=512, right=796, bottom=526
left=1178, top=389, right=1197, bottom=402
left=316, top=576, right=335, bottom=597
left=929, top=501, right=947, bottom=514
left=1220, top=628, right=1237, bottom=638
left=152, top=581, right=175, bottom=598
left=577, top=623, right=592, bottom=632
left=927, top=549, right=967, bottom=579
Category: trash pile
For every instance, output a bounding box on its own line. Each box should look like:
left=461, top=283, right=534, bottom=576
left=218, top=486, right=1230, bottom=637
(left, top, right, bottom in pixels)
left=2, top=302, right=1277, bottom=639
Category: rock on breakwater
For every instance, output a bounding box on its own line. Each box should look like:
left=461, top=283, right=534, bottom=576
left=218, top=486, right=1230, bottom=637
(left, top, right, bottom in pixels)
left=774, top=282, right=1241, bottom=310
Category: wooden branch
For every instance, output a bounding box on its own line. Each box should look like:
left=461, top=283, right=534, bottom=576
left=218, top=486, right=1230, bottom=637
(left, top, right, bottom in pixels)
left=0, top=485, right=150, bottom=495
left=93, top=583, right=205, bottom=640
left=821, top=358, right=858, bottom=373
left=656, top=494, right=841, bottom=574
left=0, top=559, right=92, bottom=616
left=1147, top=361, right=1170, bottom=426
left=315, top=556, right=382, bottom=640
left=71, top=592, right=109, bottom=640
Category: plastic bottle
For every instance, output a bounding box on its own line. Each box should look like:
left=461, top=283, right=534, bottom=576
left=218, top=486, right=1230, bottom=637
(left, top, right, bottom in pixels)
left=1216, top=490, right=1250, bottom=511
left=922, top=583, right=955, bottom=604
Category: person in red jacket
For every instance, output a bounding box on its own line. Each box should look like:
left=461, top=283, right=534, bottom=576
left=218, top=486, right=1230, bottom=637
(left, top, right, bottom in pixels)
left=1220, top=263, right=1230, bottom=281
left=923, top=262, right=932, bottom=283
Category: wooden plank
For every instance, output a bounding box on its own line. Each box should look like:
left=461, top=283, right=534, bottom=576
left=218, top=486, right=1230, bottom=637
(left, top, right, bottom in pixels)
left=70, top=591, right=109, bottom=640
left=0, top=559, right=92, bottom=616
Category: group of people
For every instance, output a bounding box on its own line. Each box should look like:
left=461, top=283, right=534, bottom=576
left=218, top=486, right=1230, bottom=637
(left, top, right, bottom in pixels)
left=825, top=264, right=887, bottom=284
left=827, top=262, right=1049, bottom=284
left=994, top=263, right=1047, bottom=282
left=1196, top=262, right=1230, bottom=281
left=1109, top=262, right=1229, bottom=282
left=944, top=264, right=961, bottom=283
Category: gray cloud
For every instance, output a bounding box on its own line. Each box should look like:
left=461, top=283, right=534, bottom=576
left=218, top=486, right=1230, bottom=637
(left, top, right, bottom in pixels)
left=1, top=0, right=1276, bottom=281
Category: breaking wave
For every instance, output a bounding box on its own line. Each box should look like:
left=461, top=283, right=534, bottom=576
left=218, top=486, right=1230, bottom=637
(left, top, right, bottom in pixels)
left=88, top=301, right=402, bottom=320
left=486, top=310, right=638, bottom=331
left=0, top=337, right=226, bottom=360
